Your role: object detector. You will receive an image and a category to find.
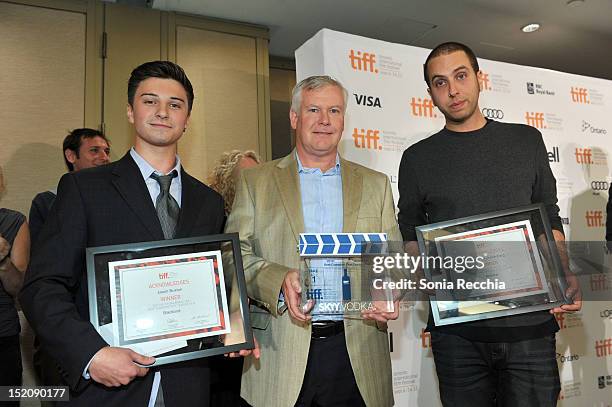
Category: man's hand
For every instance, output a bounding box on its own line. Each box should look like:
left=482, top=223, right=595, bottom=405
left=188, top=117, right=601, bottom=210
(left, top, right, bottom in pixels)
left=282, top=269, right=312, bottom=323
left=550, top=274, right=582, bottom=314
left=362, top=300, right=400, bottom=323
left=88, top=347, right=155, bottom=387
left=226, top=336, right=261, bottom=359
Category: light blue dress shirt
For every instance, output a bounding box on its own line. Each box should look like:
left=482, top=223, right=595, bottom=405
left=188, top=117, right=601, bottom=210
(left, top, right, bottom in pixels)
left=297, top=153, right=344, bottom=321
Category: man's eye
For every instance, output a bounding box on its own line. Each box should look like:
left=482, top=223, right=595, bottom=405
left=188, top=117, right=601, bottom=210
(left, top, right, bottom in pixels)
left=457, top=72, right=467, bottom=80
left=170, top=103, right=181, bottom=109
left=330, top=108, right=341, bottom=114
left=308, top=108, right=319, bottom=112
left=434, top=80, right=446, bottom=87
left=143, top=100, right=155, bottom=105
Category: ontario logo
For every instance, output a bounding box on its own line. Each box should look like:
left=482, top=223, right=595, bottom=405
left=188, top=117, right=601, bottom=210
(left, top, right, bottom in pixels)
left=349, top=49, right=378, bottom=73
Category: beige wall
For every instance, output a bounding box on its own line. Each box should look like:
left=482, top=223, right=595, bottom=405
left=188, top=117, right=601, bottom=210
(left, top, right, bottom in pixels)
left=0, top=1, right=88, bottom=216
left=0, top=0, right=270, bottom=216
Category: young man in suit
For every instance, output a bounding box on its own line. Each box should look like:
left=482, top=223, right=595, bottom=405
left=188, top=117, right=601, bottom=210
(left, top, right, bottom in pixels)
left=20, top=61, right=225, bottom=406
left=225, top=75, right=401, bottom=407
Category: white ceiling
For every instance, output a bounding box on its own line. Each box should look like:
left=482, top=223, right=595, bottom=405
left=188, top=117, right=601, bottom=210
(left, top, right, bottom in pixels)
left=151, top=0, right=612, bottom=80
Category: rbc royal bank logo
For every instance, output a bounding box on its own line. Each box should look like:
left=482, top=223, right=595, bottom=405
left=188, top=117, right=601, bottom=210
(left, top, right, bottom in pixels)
left=349, top=49, right=378, bottom=73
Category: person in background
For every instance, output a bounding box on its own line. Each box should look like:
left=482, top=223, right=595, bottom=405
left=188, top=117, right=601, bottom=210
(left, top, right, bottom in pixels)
left=208, top=150, right=261, bottom=217
left=207, top=149, right=261, bottom=406
left=0, top=167, right=31, bottom=407
left=29, top=128, right=110, bottom=244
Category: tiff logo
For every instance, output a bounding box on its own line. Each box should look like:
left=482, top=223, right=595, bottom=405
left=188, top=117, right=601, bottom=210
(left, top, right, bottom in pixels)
left=591, top=274, right=610, bottom=292
left=352, top=128, right=382, bottom=150
left=575, top=148, right=593, bottom=164
left=571, top=87, right=590, bottom=104
left=478, top=71, right=491, bottom=90
left=555, top=313, right=566, bottom=329
left=411, top=97, right=436, bottom=118
left=159, top=272, right=169, bottom=279
left=349, top=49, right=378, bottom=73
left=595, top=338, right=612, bottom=357
left=420, top=328, right=431, bottom=349
left=585, top=210, right=604, bottom=227
left=525, top=112, right=545, bottom=128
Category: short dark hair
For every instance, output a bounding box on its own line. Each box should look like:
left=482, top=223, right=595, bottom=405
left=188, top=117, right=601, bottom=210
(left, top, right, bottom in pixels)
left=423, top=42, right=479, bottom=87
left=127, top=61, right=194, bottom=114
left=63, top=128, right=109, bottom=172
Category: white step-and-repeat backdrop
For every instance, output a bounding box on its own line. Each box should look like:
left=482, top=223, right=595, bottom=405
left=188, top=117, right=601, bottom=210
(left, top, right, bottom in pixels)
left=296, top=29, right=612, bottom=406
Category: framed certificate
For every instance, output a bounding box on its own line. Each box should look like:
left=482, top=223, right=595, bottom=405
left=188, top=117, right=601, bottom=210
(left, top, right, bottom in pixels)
left=416, top=204, right=570, bottom=326
left=86, top=233, right=253, bottom=366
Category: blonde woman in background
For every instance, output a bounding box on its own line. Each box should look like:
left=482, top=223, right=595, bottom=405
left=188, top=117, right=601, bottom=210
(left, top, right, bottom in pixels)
left=208, top=150, right=261, bottom=217
left=207, top=150, right=260, bottom=406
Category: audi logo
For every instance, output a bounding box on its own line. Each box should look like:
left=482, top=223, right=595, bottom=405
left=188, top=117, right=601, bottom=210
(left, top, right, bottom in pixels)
left=591, top=181, right=610, bottom=191
left=481, top=108, right=504, bottom=119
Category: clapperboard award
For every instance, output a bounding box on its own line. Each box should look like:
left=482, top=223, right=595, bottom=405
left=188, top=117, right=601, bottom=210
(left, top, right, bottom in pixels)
left=298, top=233, right=393, bottom=319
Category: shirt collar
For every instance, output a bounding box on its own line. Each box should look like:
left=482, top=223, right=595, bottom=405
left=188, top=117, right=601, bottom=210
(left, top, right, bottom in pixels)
left=295, top=151, right=341, bottom=175
left=130, top=147, right=182, bottom=181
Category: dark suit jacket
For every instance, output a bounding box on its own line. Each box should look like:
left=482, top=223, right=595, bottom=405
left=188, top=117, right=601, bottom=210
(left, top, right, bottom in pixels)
left=20, top=152, right=224, bottom=406
left=29, top=190, right=56, bottom=246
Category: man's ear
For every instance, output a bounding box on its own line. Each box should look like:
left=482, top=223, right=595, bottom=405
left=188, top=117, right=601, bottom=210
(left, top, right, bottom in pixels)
left=427, top=87, right=432, bottom=97
left=477, top=71, right=483, bottom=92
left=127, top=103, right=134, bottom=124
left=289, top=109, right=298, bottom=130
left=64, top=149, right=77, bottom=165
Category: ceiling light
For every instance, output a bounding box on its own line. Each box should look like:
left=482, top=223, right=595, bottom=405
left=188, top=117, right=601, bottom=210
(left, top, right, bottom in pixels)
left=521, top=23, right=541, bottom=33
left=566, top=0, right=585, bottom=7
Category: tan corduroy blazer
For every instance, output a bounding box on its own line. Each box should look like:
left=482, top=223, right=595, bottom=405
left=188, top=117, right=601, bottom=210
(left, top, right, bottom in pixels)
left=225, top=152, right=401, bottom=407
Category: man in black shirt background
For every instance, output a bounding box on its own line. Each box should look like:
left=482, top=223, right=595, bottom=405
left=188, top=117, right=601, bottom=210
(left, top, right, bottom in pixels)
left=397, top=42, right=581, bottom=407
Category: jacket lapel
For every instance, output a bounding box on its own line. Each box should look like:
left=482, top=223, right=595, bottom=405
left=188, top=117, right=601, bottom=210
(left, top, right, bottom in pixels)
left=341, top=158, right=362, bottom=233
left=273, top=153, right=305, bottom=242
left=111, top=152, right=164, bottom=240
left=175, top=169, right=200, bottom=238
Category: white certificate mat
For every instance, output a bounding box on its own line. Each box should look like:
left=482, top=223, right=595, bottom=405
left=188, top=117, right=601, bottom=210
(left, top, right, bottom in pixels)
left=108, top=250, right=231, bottom=347
left=434, top=220, right=548, bottom=302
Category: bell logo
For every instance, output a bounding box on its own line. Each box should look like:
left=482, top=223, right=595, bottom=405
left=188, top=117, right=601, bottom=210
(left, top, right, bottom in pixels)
left=575, top=148, right=593, bottom=164
left=420, top=328, right=431, bottom=349
left=478, top=71, right=491, bottom=90
left=411, top=97, right=437, bottom=118
left=571, top=87, right=590, bottom=104
left=352, top=128, right=382, bottom=150
left=349, top=49, right=378, bottom=73
left=585, top=210, right=604, bottom=227
left=525, top=112, right=545, bottom=128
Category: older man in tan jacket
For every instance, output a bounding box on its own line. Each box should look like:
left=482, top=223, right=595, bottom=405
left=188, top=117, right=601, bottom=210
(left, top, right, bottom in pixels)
left=226, top=75, right=401, bottom=407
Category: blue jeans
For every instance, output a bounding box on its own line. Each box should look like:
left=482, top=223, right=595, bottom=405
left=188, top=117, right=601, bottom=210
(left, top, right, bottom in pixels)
left=431, top=331, right=560, bottom=407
